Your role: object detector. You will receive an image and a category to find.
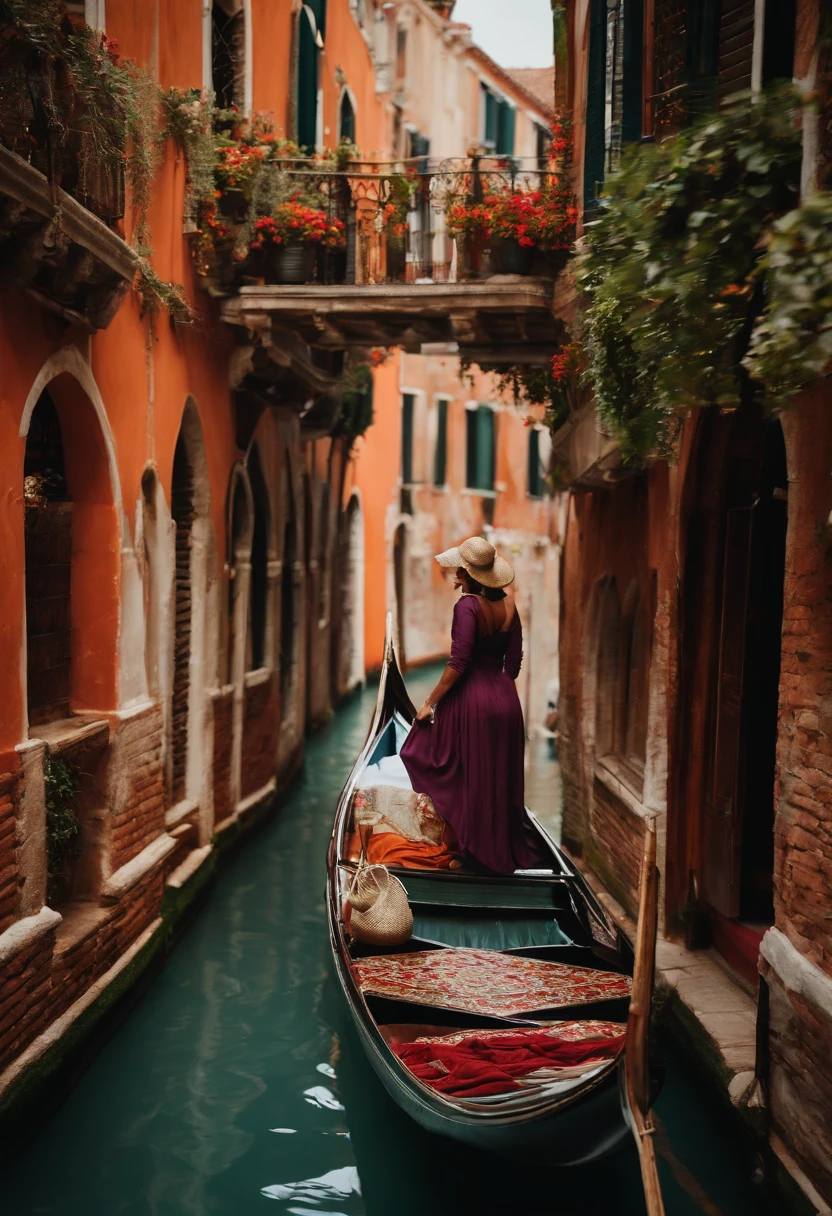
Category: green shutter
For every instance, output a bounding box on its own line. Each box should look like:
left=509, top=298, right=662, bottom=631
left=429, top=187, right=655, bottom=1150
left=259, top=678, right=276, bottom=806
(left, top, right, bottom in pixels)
left=434, top=399, right=447, bottom=487
left=584, top=0, right=606, bottom=206
left=401, top=394, right=414, bottom=484
left=622, top=0, right=644, bottom=144
left=298, top=0, right=326, bottom=150
left=497, top=101, right=515, bottom=156
left=473, top=405, right=495, bottom=491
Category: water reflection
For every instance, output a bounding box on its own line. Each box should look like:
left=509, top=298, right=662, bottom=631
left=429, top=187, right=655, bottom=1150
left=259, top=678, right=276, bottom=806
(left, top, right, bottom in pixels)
left=3, top=668, right=770, bottom=1216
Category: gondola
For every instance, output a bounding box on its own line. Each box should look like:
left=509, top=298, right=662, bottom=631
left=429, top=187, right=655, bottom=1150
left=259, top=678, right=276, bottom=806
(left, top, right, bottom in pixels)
left=327, top=617, right=662, bottom=1182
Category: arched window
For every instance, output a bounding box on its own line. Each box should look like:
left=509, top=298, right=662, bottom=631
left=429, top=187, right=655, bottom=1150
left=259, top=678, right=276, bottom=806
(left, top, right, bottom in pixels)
left=339, top=90, right=356, bottom=144
left=247, top=444, right=270, bottom=671
left=24, top=391, right=71, bottom=726
left=212, top=0, right=246, bottom=110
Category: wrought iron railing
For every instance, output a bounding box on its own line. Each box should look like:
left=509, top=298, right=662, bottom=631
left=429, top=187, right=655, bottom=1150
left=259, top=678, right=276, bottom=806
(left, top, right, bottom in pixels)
left=209, top=154, right=561, bottom=290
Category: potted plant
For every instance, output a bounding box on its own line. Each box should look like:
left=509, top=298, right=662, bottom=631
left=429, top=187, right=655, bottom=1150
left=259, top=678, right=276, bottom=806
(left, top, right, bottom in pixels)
left=251, top=200, right=347, bottom=284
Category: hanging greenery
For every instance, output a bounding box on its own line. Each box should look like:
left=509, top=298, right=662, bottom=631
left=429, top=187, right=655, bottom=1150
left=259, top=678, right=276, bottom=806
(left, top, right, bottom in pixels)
left=0, top=1, right=191, bottom=319
left=743, top=190, right=832, bottom=404
left=578, top=86, right=804, bottom=465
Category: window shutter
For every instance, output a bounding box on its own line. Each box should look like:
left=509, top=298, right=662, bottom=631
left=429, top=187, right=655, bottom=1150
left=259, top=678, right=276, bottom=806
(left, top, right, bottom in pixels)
left=401, top=394, right=414, bottom=485
left=716, top=0, right=754, bottom=106
left=497, top=101, right=515, bottom=156
left=622, top=0, right=644, bottom=144
left=584, top=0, right=607, bottom=205
left=476, top=406, right=495, bottom=491
left=466, top=409, right=478, bottom=488
left=298, top=2, right=325, bottom=149
left=433, top=399, right=447, bottom=487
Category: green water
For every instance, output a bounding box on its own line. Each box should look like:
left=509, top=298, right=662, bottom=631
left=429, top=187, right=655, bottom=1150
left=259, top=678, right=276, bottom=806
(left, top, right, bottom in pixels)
left=5, top=670, right=772, bottom=1216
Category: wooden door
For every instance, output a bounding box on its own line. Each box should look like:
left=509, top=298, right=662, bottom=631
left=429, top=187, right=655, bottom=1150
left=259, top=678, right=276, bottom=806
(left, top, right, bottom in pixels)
left=703, top=505, right=754, bottom=917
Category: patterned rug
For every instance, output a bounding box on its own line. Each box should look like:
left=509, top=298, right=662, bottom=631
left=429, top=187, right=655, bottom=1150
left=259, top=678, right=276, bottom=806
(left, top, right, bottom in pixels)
left=352, top=949, right=632, bottom=1017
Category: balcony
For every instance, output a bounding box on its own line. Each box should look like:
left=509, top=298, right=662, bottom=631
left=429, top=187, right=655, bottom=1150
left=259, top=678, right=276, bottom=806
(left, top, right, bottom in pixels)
left=0, top=17, right=136, bottom=329
left=200, top=156, right=571, bottom=364
left=0, top=146, right=135, bottom=330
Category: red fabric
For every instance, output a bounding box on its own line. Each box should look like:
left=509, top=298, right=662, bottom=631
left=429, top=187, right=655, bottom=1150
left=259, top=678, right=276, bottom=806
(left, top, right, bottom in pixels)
left=391, top=1025, right=625, bottom=1097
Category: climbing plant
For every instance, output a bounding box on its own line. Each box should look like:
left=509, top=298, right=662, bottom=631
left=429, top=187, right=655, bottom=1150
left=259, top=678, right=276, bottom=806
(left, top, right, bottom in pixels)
left=0, top=1, right=190, bottom=319
left=578, top=86, right=804, bottom=464
left=43, top=753, right=80, bottom=905
left=743, top=190, right=832, bottom=404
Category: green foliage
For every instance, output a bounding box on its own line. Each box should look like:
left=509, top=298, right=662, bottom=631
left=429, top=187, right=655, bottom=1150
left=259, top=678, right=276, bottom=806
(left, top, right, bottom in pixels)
left=495, top=362, right=572, bottom=435
left=336, top=358, right=375, bottom=441
left=579, top=86, right=803, bottom=465
left=43, top=753, right=80, bottom=902
left=743, top=191, right=832, bottom=404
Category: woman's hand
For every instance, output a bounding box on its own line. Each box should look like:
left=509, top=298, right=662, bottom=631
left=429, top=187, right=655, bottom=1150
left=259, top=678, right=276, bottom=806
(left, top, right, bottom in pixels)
left=415, top=701, right=433, bottom=723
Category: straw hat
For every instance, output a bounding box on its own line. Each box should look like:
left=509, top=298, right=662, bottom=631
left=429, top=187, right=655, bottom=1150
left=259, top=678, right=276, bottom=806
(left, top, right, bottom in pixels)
left=434, top=536, right=515, bottom=589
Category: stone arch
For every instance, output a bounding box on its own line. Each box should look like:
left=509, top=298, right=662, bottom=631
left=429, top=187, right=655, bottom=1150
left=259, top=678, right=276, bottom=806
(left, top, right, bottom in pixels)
left=19, top=350, right=125, bottom=726
left=338, top=490, right=365, bottom=695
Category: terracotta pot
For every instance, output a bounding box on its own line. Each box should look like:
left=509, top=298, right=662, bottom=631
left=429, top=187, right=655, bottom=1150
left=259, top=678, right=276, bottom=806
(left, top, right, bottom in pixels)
left=276, top=244, right=316, bottom=284
left=496, top=240, right=534, bottom=275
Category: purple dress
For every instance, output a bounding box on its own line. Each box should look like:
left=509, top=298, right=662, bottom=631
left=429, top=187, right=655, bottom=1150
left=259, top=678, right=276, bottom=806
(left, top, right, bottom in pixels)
left=401, top=595, right=544, bottom=875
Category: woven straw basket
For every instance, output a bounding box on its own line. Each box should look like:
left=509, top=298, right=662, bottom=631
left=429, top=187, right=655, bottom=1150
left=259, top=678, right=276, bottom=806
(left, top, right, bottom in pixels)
left=348, top=862, right=413, bottom=946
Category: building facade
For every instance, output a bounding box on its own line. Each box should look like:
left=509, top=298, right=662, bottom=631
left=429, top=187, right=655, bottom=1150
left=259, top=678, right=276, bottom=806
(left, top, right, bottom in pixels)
left=555, top=0, right=832, bottom=1203
left=0, top=0, right=563, bottom=1132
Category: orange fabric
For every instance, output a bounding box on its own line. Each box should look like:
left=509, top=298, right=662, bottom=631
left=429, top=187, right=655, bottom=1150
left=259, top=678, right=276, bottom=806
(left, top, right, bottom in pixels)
left=345, top=830, right=461, bottom=870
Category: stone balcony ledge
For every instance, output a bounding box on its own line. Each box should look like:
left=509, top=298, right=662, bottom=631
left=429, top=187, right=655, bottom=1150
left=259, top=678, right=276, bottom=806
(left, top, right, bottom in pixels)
left=0, top=145, right=136, bottom=331
left=221, top=276, right=564, bottom=362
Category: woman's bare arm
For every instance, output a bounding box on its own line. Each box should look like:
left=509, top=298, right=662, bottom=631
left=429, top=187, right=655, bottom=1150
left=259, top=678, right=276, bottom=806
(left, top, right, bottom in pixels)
left=416, top=664, right=462, bottom=721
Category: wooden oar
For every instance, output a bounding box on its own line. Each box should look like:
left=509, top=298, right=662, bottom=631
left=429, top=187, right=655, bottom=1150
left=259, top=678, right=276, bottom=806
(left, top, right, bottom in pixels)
left=623, top=818, right=666, bottom=1216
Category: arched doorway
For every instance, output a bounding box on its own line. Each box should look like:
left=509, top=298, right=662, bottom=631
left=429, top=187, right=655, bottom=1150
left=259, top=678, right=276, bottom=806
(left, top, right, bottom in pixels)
left=247, top=443, right=270, bottom=672
left=676, top=409, right=787, bottom=979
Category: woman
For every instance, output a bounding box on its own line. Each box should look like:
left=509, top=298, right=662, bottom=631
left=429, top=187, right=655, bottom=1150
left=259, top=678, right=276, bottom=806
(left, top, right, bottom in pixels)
left=400, top=535, right=544, bottom=875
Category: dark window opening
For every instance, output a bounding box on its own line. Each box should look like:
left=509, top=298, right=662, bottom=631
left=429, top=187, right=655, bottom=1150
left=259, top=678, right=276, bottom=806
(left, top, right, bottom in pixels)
left=433, top=399, right=448, bottom=487
left=528, top=428, right=545, bottom=498
left=339, top=91, right=356, bottom=143
left=762, top=0, right=796, bottom=84
left=584, top=0, right=607, bottom=204
left=248, top=446, right=270, bottom=671
left=401, top=393, right=415, bottom=485
left=212, top=2, right=246, bottom=110
left=25, top=391, right=72, bottom=726
left=466, top=405, right=495, bottom=492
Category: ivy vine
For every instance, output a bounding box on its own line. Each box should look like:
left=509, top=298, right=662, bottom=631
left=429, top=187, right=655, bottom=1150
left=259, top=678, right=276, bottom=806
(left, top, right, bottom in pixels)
left=578, top=85, right=804, bottom=464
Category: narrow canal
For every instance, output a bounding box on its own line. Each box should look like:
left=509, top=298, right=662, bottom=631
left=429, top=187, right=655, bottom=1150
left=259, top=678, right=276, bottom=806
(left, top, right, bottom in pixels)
left=8, top=669, right=772, bottom=1216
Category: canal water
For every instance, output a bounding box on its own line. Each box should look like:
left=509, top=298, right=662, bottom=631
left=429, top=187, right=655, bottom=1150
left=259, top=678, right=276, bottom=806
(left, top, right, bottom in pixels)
left=7, top=668, right=772, bottom=1216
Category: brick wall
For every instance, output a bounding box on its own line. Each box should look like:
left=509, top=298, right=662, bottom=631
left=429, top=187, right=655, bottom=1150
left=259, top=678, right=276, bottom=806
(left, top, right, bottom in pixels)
left=0, top=925, right=56, bottom=1074
left=0, top=773, right=20, bottom=935
left=588, top=777, right=646, bottom=916
left=212, top=690, right=234, bottom=824
left=763, top=964, right=832, bottom=1202
left=241, top=676, right=278, bottom=799
left=52, top=869, right=163, bottom=1021
left=775, top=393, right=832, bottom=977
left=110, top=706, right=165, bottom=873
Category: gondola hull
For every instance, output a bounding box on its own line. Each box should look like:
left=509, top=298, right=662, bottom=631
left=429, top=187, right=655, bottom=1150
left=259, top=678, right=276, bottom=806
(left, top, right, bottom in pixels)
left=327, top=617, right=644, bottom=1165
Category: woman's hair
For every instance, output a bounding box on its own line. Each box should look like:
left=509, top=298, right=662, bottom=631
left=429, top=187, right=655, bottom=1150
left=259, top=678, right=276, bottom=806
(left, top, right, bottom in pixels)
left=467, top=574, right=506, bottom=601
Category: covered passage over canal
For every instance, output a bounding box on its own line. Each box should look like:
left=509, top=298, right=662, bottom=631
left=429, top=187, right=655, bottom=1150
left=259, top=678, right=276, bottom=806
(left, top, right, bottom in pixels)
left=5, top=671, right=775, bottom=1215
